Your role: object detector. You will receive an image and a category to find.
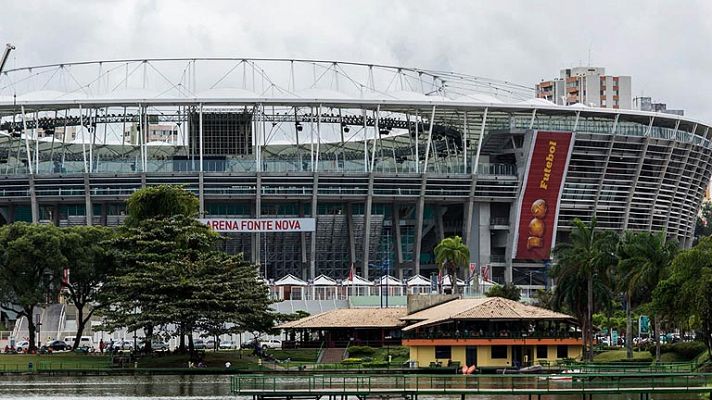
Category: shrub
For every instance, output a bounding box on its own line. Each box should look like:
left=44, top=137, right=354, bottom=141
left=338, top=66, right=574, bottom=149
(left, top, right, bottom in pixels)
left=363, top=361, right=389, bottom=368
left=347, top=346, right=376, bottom=357
left=669, top=341, right=706, bottom=360
left=341, top=358, right=362, bottom=365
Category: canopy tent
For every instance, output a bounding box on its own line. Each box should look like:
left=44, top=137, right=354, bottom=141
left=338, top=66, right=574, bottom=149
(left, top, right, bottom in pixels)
left=406, top=274, right=433, bottom=294
left=375, top=275, right=405, bottom=296
left=273, top=274, right=308, bottom=301
left=274, top=274, right=308, bottom=286
left=313, top=274, right=338, bottom=286
left=375, top=275, right=403, bottom=286
left=342, top=274, right=374, bottom=296
left=406, top=274, right=432, bottom=287
left=313, top=274, right=339, bottom=300
left=442, top=275, right=467, bottom=287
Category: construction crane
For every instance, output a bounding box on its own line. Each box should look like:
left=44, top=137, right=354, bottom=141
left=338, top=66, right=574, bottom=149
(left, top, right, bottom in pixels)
left=0, top=43, right=15, bottom=75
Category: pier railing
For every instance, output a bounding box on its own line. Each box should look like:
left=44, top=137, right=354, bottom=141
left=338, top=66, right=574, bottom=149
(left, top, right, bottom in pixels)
left=231, top=372, right=712, bottom=396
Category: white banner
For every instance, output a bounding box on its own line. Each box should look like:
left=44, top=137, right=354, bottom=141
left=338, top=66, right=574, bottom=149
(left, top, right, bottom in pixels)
left=200, top=218, right=316, bottom=232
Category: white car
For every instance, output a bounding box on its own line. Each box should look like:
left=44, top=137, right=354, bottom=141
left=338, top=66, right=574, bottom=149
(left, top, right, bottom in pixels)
left=14, top=340, right=30, bottom=352
left=260, top=339, right=282, bottom=349
left=111, top=340, right=134, bottom=351
left=219, top=340, right=235, bottom=350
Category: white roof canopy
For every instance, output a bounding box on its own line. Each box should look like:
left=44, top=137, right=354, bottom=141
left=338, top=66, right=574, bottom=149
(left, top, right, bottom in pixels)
left=342, top=274, right=374, bottom=286
left=313, top=274, right=338, bottom=286
left=406, top=274, right=432, bottom=287
left=442, top=275, right=467, bottom=286
left=274, top=274, right=308, bottom=286
left=375, top=275, right=404, bottom=286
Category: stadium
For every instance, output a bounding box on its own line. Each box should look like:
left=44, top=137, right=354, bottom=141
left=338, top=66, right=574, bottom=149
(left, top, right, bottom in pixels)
left=1, top=57, right=711, bottom=294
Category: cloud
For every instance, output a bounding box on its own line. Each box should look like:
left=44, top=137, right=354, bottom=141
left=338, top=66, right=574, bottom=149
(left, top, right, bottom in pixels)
left=1, top=0, right=710, bottom=119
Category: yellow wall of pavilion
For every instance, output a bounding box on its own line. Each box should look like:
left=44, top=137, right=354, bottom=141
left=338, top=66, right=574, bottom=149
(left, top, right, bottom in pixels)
left=408, top=345, right=582, bottom=368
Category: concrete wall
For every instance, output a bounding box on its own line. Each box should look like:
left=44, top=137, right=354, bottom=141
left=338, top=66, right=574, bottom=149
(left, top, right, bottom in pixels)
left=406, top=294, right=457, bottom=314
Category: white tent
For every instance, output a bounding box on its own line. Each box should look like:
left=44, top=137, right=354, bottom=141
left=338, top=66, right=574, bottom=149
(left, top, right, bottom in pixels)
left=274, top=274, right=308, bottom=286
left=313, top=274, right=339, bottom=300
left=273, top=274, right=308, bottom=300
left=342, top=274, right=374, bottom=296
left=313, top=274, right=338, bottom=286
left=342, top=275, right=373, bottom=286
left=442, top=275, right=467, bottom=287
left=375, top=275, right=403, bottom=286
left=406, top=274, right=432, bottom=287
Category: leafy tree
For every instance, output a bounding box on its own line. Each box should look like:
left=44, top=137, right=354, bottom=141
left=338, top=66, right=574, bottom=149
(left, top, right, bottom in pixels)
left=101, top=185, right=272, bottom=353
left=434, top=236, right=470, bottom=294
left=694, top=200, right=712, bottom=243
left=0, top=223, right=65, bottom=352
left=100, top=214, right=217, bottom=352
left=653, top=237, right=712, bottom=356
left=60, top=226, right=116, bottom=350
left=552, top=218, right=618, bottom=361
left=531, top=288, right=555, bottom=310
left=485, top=283, right=521, bottom=301
left=125, top=184, right=199, bottom=226
left=617, top=231, right=677, bottom=361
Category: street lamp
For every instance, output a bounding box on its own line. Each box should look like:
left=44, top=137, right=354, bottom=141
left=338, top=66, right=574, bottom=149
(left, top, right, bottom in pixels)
left=36, top=314, right=42, bottom=352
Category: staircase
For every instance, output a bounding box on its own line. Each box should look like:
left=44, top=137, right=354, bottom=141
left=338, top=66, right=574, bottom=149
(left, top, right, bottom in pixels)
left=318, top=347, right=346, bottom=364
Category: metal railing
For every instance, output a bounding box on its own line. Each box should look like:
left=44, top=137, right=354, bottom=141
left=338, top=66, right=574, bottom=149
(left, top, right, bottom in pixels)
left=231, top=372, right=712, bottom=396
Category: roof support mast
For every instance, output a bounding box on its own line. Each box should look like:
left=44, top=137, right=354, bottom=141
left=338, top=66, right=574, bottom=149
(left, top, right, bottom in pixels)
left=0, top=43, right=15, bottom=75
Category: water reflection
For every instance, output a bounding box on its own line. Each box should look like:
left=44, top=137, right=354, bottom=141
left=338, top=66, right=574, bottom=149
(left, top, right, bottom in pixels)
left=0, top=375, right=701, bottom=400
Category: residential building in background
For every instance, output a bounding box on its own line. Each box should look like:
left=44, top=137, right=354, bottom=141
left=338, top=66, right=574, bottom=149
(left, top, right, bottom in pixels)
left=634, top=97, right=684, bottom=116
left=536, top=67, right=631, bottom=109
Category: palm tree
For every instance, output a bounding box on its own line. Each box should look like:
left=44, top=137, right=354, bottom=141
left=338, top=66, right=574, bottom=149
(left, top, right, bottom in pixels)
left=434, top=236, right=470, bottom=295
left=552, top=218, right=618, bottom=361
left=617, top=231, right=677, bottom=361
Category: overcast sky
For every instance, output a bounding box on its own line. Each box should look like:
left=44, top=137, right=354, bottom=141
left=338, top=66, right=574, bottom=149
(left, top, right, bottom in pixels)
left=2, top=0, right=710, bottom=120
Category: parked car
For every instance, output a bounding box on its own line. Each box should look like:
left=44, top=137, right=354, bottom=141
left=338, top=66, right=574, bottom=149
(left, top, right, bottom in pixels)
left=111, top=340, right=134, bottom=351
left=46, top=340, right=69, bottom=351
left=138, top=339, right=169, bottom=352
left=14, top=340, right=30, bottom=352
left=193, top=339, right=206, bottom=350
left=260, top=339, right=282, bottom=350
left=63, top=336, right=95, bottom=351
left=219, top=340, right=235, bottom=350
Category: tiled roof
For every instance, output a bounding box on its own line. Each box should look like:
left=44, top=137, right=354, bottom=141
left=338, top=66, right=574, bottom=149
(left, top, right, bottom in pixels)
left=402, top=297, right=574, bottom=331
left=278, top=308, right=407, bottom=329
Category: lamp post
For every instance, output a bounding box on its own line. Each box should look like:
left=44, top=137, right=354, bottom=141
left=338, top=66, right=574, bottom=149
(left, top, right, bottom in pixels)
left=36, top=314, right=42, bottom=352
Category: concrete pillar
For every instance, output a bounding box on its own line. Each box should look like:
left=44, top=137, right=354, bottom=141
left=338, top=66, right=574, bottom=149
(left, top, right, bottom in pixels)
left=83, top=174, right=93, bottom=226
left=474, top=203, right=493, bottom=280
left=198, top=171, right=205, bottom=217
left=100, top=203, right=107, bottom=226
left=393, top=204, right=404, bottom=279
left=254, top=173, right=262, bottom=268
left=29, top=175, right=39, bottom=223
left=346, top=203, right=356, bottom=266
left=413, top=175, right=427, bottom=276
left=299, top=201, right=308, bottom=281
left=53, top=204, right=60, bottom=226
left=362, top=173, right=374, bottom=279
left=309, top=173, right=319, bottom=281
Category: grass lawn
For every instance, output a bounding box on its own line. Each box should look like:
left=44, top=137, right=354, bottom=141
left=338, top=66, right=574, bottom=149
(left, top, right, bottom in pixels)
left=593, top=350, right=653, bottom=363
left=265, top=348, right=319, bottom=362
left=0, top=352, right=112, bottom=371
left=136, top=350, right=263, bottom=370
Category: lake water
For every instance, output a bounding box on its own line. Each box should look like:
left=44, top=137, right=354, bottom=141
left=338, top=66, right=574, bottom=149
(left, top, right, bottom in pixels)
left=0, top=375, right=702, bottom=399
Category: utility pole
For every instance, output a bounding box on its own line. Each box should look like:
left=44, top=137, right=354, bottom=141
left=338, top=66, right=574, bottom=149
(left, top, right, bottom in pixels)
left=0, top=43, right=15, bottom=75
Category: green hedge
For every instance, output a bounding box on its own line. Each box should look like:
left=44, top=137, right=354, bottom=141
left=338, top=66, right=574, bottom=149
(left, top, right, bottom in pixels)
left=363, top=361, right=389, bottom=368
left=341, top=358, right=362, bottom=365
left=347, top=346, right=376, bottom=357
left=658, top=341, right=707, bottom=360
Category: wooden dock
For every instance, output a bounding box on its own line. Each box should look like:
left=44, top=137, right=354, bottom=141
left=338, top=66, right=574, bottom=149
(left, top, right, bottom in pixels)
left=231, top=372, right=712, bottom=399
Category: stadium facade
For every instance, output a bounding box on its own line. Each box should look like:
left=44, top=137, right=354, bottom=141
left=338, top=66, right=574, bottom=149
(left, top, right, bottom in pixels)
left=0, top=58, right=710, bottom=291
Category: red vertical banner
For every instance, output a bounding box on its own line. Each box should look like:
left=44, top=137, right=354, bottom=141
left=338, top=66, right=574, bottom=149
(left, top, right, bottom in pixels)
left=514, top=131, right=574, bottom=260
